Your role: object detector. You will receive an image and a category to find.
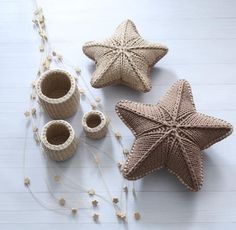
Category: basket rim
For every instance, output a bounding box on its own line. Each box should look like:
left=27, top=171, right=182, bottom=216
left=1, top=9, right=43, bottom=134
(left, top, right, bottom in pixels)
left=36, top=68, right=76, bottom=104
left=41, top=120, right=75, bottom=150
left=82, top=110, right=107, bottom=132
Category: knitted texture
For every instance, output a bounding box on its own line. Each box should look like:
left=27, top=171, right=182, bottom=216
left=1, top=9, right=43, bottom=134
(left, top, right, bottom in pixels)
left=82, top=110, right=108, bottom=139
left=82, top=19, right=168, bottom=92
left=41, top=120, right=78, bottom=161
left=36, top=69, right=80, bottom=119
left=116, top=79, right=233, bottom=191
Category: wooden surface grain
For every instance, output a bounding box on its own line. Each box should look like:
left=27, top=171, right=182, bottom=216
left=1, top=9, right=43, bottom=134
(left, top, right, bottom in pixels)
left=0, top=0, right=236, bottom=229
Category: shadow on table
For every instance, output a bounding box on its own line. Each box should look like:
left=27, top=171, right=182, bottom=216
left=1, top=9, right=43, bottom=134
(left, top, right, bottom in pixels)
left=133, top=150, right=221, bottom=223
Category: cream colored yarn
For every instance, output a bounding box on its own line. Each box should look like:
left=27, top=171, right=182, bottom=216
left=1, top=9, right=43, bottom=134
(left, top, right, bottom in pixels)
left=36, top=69, right=80, bottom=119
left=41, top=120, right=78, bottom=161
left=83, top=19, right=168, bottom=92
left=82, top=111, right=108, bottom=139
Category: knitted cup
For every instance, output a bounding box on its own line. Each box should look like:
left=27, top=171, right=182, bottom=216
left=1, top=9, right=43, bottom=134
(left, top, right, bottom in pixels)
left=36, top=69, right=80, bottom=119
left=82, top=111, right=108, bottom=139
left=41, top=120, right=78, bottom=161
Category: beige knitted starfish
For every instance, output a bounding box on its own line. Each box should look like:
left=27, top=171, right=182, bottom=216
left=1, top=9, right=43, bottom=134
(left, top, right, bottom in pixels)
left=116, top=80, right=233, bottom=191
left=82, top=19, right=168, bottom=92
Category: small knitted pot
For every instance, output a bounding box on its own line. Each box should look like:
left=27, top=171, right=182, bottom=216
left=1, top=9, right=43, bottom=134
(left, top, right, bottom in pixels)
left=36, top=69, right=80, bottom=119
left=41, top=120, right=78, bottom=161
left=82, top=111, right=108, bottom=139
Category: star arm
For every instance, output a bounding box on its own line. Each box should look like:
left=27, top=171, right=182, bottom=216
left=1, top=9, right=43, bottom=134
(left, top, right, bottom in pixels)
left=179, top=112, right=233, bottom=150
left=117, top=20, right=168, bottom=66
left=166, top=136, right=203, bottom=191
left=90, top=52, right=121, bottom=88
left=116, top=100, right=168, bottom=136
left=112, top=19, right=140, bottom=45
left=128, top=40, right=168, bottom=66
left=122, top=52, right=152, bottom=92
left=159, top=80, right=196, bottom=121
left=82, top=40, right=117, bottom=61
left=122, top=130, right=171, bottom=180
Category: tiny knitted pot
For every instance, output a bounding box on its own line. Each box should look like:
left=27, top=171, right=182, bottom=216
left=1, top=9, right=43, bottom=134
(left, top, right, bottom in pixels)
left=41, top=120, right=78, bottom=161
left=82, top=111, right=108, bottom=139
left=36, top=69, right=80, bottom=119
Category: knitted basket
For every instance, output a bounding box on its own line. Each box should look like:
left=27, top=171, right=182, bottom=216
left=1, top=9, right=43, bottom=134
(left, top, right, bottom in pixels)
left=36, top=69, right=80, bottom=119
left=82, top=111, right=108, bottom=139
left=41, top=120, right=78, bottom=161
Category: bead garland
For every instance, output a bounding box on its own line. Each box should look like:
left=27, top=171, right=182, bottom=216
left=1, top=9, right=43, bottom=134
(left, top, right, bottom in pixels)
left=23, top=1, right=141, bottom=222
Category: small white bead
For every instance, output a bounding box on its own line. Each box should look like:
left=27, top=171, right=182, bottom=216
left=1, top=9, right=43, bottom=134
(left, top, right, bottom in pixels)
left=134, top=212, right=141, bottom=220
left=92, top=213, right=99, bottom=221
left=54, top=175, right=60, bottom=181
left=115, top=132, right=122, bottom=140
left=91, top=103, right=97, bottom=110
left=79, top=88, right=85, bottom=95
left=24, top=177, right=30, bottom=186
left=39, top=45, right=44, bottom=52
left=32, top=126, right=38, bottom=132
left=31, top=108, right=36, bottom=115
left=123, top=149, right=129, bottom=156
left=116, top=211, right=126, bottom=220
left=31, top=94, right=36, bottom=100
left=123, top=186, right=128, bottom=193
left=88, top=189, right=95, bottom=196
left=59, top=198, right=66, bottom=206
left=71, top=208, right=77, bottom=214
left=57, top=54, right=63, bottom=61
left=92, top=199, right=98, bottom=207
left=75, top=67, right=81, bottom=74
left=112, top=197, right=119, bottom=204
left=95, top=97, right=101, bottom=103
left=24, top=111, right=30, bottom=117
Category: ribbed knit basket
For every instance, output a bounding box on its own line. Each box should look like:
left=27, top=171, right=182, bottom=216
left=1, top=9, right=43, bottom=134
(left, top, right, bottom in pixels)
left=82, top=111, right=108, bottom=139
left=41, top=120, right=78, bottom=161
left=36, top=69, right=80, bottom=119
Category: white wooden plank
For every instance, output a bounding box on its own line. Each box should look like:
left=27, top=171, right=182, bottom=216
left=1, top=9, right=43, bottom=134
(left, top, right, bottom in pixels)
left=1, top=39, right=236, bottom=66
left=0, top=191, right=235, bottom=223
left=2, top=0, right=236, bottom=22
left=0, top=162, right=236, bottom=193
left=0, top=223, right=235, bottom=230
left=0, top=85, right=235, bottom=113
left=36, top=0, right=236, bottom=19
left=1, top=109, right=236, bottom=137
left=0, top=135, right=235, bottom=168
left=1, top=64, right=236, bottom=88
left=2, top=18, right=236, bottom=44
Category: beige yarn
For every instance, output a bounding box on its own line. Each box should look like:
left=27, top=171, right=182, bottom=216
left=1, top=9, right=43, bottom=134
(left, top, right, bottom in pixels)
left=82, top=19, right=168, bottom=92
left=116, top=79, right=233, bottom=191
left=41, top=120, right=78, bottom=161
left=36, top=69, right=80, bottom=119
left=82, top=111, right=108, bottom=139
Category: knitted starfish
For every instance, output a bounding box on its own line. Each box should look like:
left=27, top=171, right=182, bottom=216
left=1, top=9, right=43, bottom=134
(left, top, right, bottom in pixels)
left=82, top=19, right=168, bottom=92
left=116, top=80, right=233, bottom=191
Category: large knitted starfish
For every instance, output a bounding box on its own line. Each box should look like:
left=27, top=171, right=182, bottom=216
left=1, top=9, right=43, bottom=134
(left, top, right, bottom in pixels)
left=82, top=19, right=168, bottom=92
left=116, top=80, right=233, bottom=191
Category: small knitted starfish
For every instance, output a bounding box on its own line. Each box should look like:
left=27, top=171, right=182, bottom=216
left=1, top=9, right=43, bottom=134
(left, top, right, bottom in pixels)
left=83, top=19, right=168, bottom=92
left=116, top=80, right=233, bottom=191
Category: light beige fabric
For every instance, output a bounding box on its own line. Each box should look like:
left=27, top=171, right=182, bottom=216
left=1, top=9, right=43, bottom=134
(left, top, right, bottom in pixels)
left=36, top=69, right=80, bottom=119
left=116, top=80, right=233, bottom=191
left=83, top=19, right=168, bottom=92
left=41, top=120, right=78, bottom=161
